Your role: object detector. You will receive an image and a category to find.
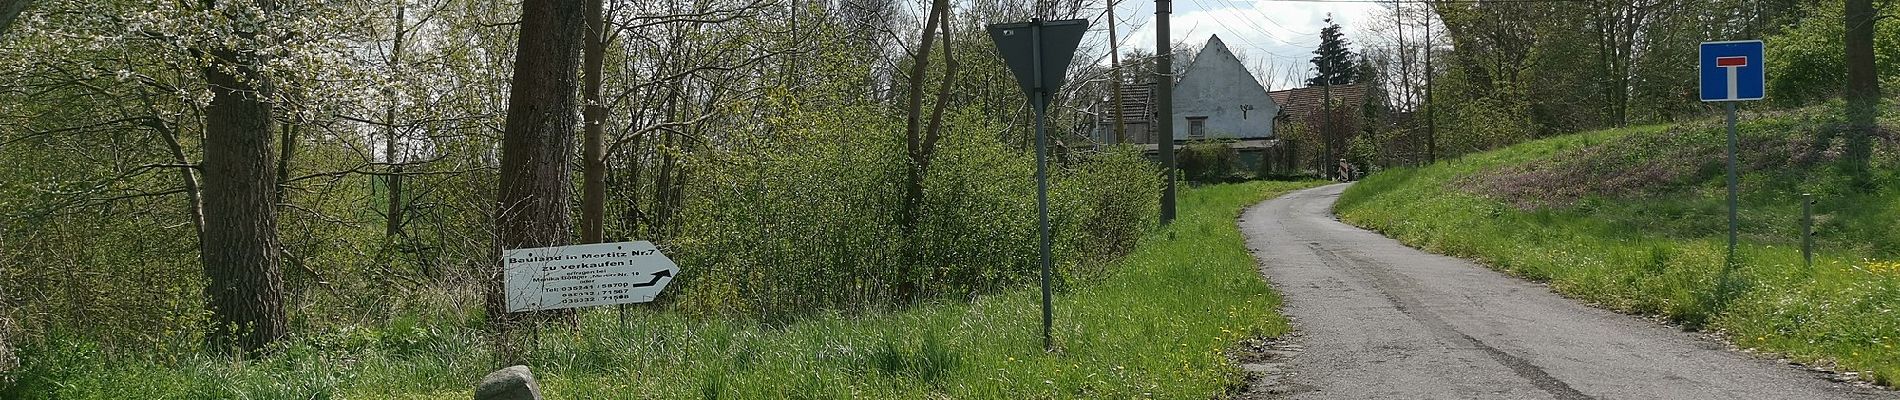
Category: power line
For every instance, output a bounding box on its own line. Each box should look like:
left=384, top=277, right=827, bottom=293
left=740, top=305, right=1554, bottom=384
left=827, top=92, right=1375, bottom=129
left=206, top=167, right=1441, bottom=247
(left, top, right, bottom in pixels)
left=1189, top=0, right=1309, bottom=45
left=1218, top=0, right=1316, bottom=36
left=1225, top=39, right=1314, bottom=60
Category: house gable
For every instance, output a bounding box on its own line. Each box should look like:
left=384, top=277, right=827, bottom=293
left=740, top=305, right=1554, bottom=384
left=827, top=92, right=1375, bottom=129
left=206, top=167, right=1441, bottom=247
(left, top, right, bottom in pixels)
left=1169, top=35, right=1279, bottom=140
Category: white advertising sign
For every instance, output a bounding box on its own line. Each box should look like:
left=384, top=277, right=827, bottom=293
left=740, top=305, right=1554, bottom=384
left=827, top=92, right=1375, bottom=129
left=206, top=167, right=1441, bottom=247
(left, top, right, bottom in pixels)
left=502, top=241, right=678, bottom=313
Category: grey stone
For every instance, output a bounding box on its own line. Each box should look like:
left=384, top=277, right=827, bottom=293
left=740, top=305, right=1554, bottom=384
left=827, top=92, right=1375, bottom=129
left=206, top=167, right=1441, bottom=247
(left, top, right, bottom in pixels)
left=475, top=365, right=542, bottom=400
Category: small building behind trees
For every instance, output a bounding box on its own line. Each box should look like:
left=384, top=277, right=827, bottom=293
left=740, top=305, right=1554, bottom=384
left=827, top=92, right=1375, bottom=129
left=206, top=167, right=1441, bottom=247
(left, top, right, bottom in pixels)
left=1269, top=83, right=1366, bottom=176
left=1091, top=35, right=1296, bottom=178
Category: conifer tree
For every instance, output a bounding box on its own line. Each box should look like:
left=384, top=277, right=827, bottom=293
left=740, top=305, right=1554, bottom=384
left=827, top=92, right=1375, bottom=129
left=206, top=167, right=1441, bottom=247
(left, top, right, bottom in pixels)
left=1308, top=17, right=1358, bottom=86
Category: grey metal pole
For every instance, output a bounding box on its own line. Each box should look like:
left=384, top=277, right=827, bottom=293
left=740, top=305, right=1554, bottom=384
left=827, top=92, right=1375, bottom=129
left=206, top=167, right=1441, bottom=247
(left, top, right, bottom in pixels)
left=1156, top=0, right=1176, bottom=225
left=1802, top=193, right=1814, bottom=269
left=1726, top=102, right=1739, bottom=263
left=1032, top=21, right=1054, bottom=352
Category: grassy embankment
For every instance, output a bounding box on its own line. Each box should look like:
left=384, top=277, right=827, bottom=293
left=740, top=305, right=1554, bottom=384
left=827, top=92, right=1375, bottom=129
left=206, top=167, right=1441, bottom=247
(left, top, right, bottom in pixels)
left=4, top=181, right=1321, bottom=399
left=1336, top=103, right=1900, bottom=386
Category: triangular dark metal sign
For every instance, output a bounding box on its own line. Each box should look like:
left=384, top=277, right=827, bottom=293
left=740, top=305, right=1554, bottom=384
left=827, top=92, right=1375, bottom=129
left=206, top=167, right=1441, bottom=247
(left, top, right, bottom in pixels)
left=987, top=19, right=1089, bottom=102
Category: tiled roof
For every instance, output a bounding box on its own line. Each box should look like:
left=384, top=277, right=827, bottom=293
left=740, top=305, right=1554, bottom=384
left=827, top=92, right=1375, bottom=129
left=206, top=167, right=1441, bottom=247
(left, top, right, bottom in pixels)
left=1268, top=83, right=1365, bottom=121
left=1096, top=84, right=1154, bottom=124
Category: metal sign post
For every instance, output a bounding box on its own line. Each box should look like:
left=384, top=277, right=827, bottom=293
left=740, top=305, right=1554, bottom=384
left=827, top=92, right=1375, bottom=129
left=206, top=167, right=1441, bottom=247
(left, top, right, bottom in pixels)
left=1699, top=40, right=1765, bottom=263
left=1803, top=193, right=1815, bottom=269
left=989, top=18, right=1087, bottom=351
left=1726, top=101, right=1739, bottom=259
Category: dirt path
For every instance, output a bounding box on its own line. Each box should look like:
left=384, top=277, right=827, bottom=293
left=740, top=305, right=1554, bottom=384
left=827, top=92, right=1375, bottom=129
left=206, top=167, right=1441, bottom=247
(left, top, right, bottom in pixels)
left=1235, top=183, right=1893, bottom=399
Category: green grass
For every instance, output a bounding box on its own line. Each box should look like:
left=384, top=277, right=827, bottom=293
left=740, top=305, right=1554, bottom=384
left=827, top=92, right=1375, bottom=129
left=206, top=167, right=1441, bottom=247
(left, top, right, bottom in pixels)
left=1336, top=104, right=1900, bottom=387
left=3, top=180, right=1323, bottom=399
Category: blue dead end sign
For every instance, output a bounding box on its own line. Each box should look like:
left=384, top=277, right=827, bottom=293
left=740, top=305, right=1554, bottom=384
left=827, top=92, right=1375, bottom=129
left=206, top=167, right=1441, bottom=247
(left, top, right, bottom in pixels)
left=1700, top=40, right=1765, bottom=102
left=1699, top=39, right=1766, bottom=266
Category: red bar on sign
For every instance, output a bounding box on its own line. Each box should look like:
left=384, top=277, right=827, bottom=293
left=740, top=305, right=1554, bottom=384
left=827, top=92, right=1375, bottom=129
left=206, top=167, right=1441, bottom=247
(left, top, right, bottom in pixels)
left=1716, top=56, right=1748, bottom=67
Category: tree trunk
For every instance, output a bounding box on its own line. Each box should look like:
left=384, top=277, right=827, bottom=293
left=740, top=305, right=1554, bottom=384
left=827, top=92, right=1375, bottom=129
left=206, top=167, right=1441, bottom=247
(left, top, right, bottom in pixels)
left=1845, top=0, right=1880, bottom=132
left=651, top=87, right=681, bottom=238
left=581, top=0, right=607, bottom=244
left=385, top=1, right=408, bottom=240
left=488, top=0, right=585, bottom=334
left=895, top=0, right=950, bottom=302
left=198, top=32, right=287, bottom=352
left=1843, top=0, right=1880, bottom=192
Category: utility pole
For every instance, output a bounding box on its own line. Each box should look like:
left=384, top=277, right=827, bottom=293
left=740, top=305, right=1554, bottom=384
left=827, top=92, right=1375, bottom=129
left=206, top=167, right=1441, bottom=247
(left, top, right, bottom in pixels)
left=1108, top=0, right=1127, bottom=144
left=1156, top=0, right=1176, bottom=224
left=1424, top=10, right=1435, bottom=164
left=1324, top=77, right=1333, bottom=180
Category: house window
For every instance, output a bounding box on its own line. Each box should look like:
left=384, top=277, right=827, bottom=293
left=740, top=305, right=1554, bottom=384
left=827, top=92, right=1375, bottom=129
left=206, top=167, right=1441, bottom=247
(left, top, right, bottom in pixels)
left=1187, top=117, right=1208, bottom=139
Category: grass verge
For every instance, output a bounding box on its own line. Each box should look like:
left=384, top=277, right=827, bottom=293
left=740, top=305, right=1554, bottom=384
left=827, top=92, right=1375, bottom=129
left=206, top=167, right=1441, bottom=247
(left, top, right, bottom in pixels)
left=3, top=180, right=1322, bottom=399
left=1336, top=106, right=1900, bottom=387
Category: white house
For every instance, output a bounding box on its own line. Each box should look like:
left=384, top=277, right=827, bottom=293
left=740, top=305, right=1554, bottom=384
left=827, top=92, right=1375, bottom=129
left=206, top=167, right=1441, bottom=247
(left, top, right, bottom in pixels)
left=1169, top=35, right=1279, bottom=141
left=1092, top=35, right=1280, bottom=144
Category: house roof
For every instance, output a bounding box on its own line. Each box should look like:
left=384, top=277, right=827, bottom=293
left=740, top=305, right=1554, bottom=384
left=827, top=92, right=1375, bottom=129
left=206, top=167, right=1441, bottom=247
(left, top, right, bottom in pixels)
left=1096, top=84, right=1154, bottom=124
left=1178, top=35, right=1274, bottom=103
left=1176, top=35, right=1227, bottom=82
left=1268, top=83, right=1365, bottom=122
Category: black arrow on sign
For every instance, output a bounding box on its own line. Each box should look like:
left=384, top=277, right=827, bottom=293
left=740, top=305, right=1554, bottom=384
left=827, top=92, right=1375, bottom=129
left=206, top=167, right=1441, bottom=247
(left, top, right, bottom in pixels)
left=631, top=269, right=673, bottom=288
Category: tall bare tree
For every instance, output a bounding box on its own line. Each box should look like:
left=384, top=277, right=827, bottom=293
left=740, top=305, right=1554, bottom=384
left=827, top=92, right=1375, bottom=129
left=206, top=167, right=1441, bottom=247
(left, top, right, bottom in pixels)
left=1593, top=0, right=1668, bottom=127
left=489, top=0, right=586, bottom=336
left=896, top=0, right=954, bottom=301
left=1840, top=0, right=1883, bottom=192
left=197, top=0, right=287, bottom=353
left=581, top=0, right=607, bottom=244
left=384, top=1, right=410, bottom=241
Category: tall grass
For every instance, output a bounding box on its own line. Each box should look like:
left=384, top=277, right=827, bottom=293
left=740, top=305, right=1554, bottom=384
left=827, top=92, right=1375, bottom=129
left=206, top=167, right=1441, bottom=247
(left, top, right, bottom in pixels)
left=1337, top=105, right=1900, bottom=386
left=3, top=181, right=1322, bottom=399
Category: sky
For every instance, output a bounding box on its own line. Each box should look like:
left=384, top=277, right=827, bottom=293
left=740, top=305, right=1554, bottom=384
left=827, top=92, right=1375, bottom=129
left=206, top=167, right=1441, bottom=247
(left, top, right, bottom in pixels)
left=1107, top=0, right=1387, bottom=91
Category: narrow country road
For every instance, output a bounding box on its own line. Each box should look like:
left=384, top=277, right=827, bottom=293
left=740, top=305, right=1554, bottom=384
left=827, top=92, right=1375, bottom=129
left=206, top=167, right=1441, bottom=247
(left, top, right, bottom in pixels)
left=1237, top=183, right=1894, bottom=399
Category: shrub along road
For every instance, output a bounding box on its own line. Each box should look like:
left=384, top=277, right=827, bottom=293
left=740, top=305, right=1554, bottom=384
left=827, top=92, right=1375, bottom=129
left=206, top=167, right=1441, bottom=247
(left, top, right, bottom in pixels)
left=1237, top=184, right=1892, bottom=399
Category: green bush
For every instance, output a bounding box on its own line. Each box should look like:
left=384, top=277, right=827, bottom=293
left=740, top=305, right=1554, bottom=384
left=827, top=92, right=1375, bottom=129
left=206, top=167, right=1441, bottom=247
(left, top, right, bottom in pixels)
left=1177, top=140, right=1248, bottom=184
left=665, top=105, right=1160, bottom=317
left=1765, top=1, right=1900, bottom=106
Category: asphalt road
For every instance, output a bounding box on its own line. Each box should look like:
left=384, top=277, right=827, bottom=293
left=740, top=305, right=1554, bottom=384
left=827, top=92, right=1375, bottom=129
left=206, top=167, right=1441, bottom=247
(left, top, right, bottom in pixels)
left=1236, top=183, right=1894, bottom=400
